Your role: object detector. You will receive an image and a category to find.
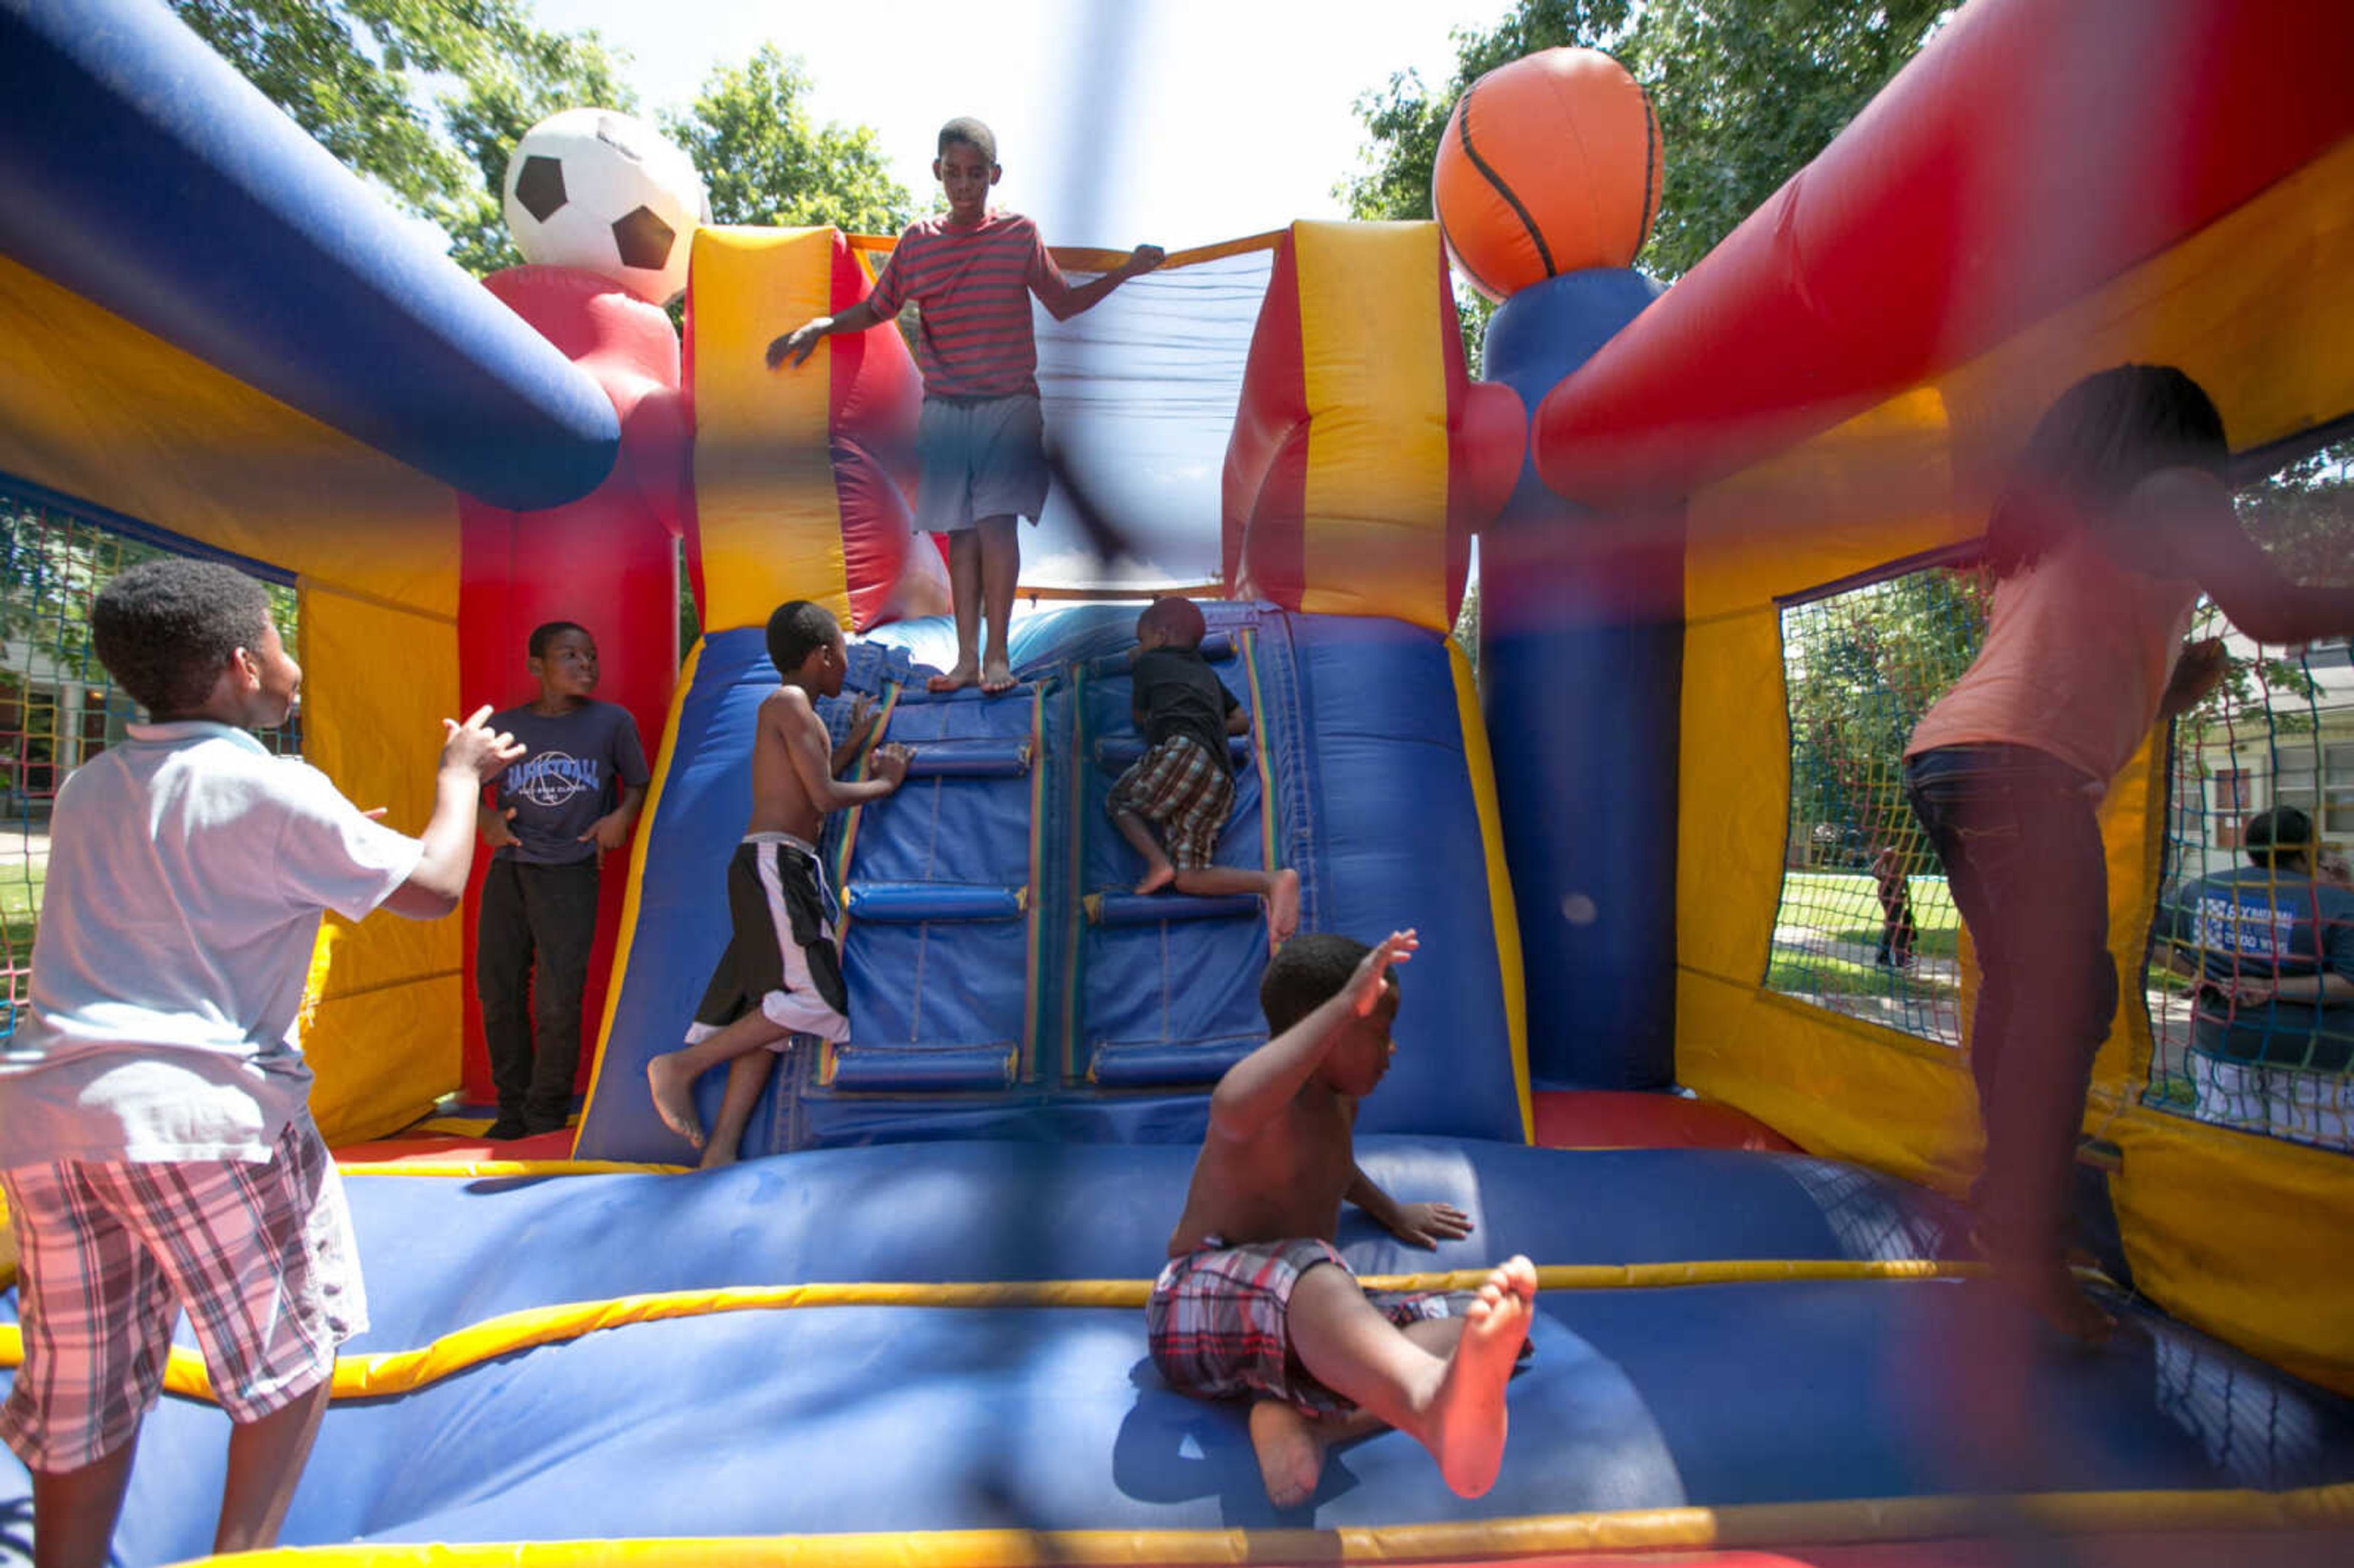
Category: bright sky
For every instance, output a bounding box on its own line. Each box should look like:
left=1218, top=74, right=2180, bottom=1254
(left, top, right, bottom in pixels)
left=532, top=0, right=1514, bottom=248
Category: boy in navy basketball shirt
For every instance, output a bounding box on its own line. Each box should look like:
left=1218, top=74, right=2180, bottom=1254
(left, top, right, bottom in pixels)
left=769, top=116, right=1162, bottom=696
left=477, top=622, right=650, bottom=1138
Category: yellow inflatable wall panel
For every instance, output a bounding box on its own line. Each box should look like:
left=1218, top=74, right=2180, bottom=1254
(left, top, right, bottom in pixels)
left=0, top=256, right=463, bottom=1144
left=686, top=227, right=848, bottom=634
left=1294, top=221, right=1451, bottom=633
left=1675, top=137, right=2354, bottom=1390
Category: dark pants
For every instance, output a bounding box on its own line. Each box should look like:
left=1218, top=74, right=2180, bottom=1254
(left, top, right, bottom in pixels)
left=476, top=857, right=601, bottom=1132
left=1905, top=744, right=2117, bottom=1266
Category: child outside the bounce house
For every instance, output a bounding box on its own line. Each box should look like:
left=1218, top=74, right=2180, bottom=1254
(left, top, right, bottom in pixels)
left=1112, top=595, right=1302, bottom=951
left=1150, top=929, right=1535, bottom=1509
left=767, top=116, right=1164, bottom=696
left=1902, top=363, right=2354, bottom=1343
left=0, top=559, right=520, bottom=1565
left=476, top=622, right=649, bottom=1139
left=646, top=601, right=910, bottom=1168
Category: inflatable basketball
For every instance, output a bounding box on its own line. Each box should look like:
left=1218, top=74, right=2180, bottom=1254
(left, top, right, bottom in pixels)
left=1433, top=47, right=1663, bottom=300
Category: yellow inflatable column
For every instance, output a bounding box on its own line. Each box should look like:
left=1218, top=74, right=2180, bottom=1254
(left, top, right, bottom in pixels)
left=685, top=227, right=850, bottom=633
left=1293, top=221, right=1453, bottom=633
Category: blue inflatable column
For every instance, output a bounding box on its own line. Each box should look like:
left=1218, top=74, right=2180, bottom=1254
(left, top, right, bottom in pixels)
left=1480, top=269, right=1676, bottom=1090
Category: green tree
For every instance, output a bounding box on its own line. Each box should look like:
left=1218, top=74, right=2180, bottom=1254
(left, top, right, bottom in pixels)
left=169, top=1, right=635, bottom=276
left=664, top=46, right=913, bottom=235
left=1341, top=0, right=1953, bottom=359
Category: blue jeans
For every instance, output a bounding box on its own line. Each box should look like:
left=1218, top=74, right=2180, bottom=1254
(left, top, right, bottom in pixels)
left=1905, top=744, right=2117, bottom=1265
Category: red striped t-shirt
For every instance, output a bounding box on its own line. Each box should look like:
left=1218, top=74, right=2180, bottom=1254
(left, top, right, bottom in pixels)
left=867, top=211, right=1071, bottom=400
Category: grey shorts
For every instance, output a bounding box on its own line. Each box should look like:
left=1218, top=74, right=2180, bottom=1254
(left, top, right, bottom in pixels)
left=914, top=393, right=1049, bottom=533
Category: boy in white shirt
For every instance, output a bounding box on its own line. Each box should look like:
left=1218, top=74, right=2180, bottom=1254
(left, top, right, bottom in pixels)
left=0, top=559, right=520, bottom=1565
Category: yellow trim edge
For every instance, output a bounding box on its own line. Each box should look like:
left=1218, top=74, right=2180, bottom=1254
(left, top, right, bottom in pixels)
left=6, top=1260, right=1990, bottom=1407
left=185, top=1482, right=2354, bottom=1567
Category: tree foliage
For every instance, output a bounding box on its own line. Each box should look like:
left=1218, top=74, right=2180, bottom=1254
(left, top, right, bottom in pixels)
left=1342, top=0, right=1952, bottom=284
left=169, top=1, right=635, bottom=275
left=170, top=6, right=912, bottom=275
left=663, top=46, right=913, bottom=235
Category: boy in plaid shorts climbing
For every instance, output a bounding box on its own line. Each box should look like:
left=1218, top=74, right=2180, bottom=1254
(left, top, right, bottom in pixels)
left=1149, top=929, right=1536, bottom=1508
left=1108, top=596, right=1300, bottom=951
left=0, top=559, right=520, bottom=1564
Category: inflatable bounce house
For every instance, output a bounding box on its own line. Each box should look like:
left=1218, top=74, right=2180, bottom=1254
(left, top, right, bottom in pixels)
left=1, top=0, right=2350, bottom=1560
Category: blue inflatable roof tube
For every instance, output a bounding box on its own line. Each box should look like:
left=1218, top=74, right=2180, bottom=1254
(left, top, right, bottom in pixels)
left=0, top=0, right=619, bottom=511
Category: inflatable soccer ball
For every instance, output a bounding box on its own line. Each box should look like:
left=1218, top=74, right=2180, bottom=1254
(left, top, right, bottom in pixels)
left=503, top=108, right=709, bottom=306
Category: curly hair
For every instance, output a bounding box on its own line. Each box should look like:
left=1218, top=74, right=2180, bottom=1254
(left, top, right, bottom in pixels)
left=91, top=558, right=274, bottom=717
left=1260, top=932, right=1383, bottom=1035
left=766, top=599, right=842, bottom=677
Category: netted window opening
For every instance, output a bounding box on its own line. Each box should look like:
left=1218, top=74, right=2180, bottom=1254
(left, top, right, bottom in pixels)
left=0, top=491, right=299, bottom=1040
left=1771, top=562, right=1989, bottom=1044
left=2151, top=617, right=2354, bottom=1154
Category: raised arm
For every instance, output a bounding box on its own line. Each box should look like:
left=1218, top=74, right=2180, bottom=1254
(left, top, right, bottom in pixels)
left=767, top=298, right=885, bottom=370
left=383, top=708, right=526, bottom=919
left=2141, top=469, right=2354, bottom=645
left=778, top=688, right=907, bottom=811
left=832, top=693, right=881, bottom=777
left=1034, top=244, right=1164, bottom=322
left=1208, top=931, right=1416, bottom=1140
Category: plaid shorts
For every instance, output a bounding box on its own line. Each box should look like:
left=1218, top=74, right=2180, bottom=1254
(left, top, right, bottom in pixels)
left=1108, top=734, right=1234, bottom=872
left=0, top=1113, right=366, bottom=1471
left=1145, top=1236, right=1471, bottom=1418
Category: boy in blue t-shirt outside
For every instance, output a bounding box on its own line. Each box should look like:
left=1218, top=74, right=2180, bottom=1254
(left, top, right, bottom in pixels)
left=0, top=558, right=520, bottom=1562
left=476, top=622, right=650, bottom=1138
left=2160, top=804, right=2354, bottom=1147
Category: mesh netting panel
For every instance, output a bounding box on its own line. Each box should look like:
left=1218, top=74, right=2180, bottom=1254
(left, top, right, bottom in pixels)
left=2150, top=610, right=2354, bottom=1153
left=1770, top=563, right=1990, bottom=1045
left=0, top=491, right=299, bottom=1040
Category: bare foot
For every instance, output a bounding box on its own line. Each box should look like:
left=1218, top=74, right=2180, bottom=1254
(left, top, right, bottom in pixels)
left=698, top=1138, right=739, bottom=1171
left=926, top=662, right=978, bottom=694
left=1266, top=867, right=1301, bottom=951
left=1992, top=1258, right=2116, bottom=1345
left=980, top=657, right=1017, bottom=696
left=1428, top=1255, right=1535, bottom=1498
left=1247, top=1399, right=1324, bottom=1508
left=646, top=1056, right=706, bottom=1151
left=1133, top=859, right=1176, bottom=896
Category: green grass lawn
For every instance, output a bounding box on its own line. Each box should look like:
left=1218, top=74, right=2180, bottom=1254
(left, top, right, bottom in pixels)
left=1775, top=870, right=1962, bottom=959
left=0, top=861, right=44, bottom=963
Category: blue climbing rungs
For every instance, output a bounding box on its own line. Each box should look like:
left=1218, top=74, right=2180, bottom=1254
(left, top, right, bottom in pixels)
left=846, top=883, right=1026, bottom=923
left=1094, top=736, right=1250, bottom=773
left=902, top=739, right=1032, bottom=778
left=828, top=1043, right=1019, bottom=1092
left=1085, top=891, right=1261, bottom=926
left=1086, top=1033, right=1262, bottom=1087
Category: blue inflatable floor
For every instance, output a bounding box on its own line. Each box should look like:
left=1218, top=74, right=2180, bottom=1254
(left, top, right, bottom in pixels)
left=5, top=1140, right=2350, bottom=1562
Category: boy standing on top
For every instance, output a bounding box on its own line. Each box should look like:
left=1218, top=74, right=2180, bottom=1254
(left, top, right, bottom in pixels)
left=1111, top=595, right=1300, bottom=950
left=0, top=559, right=521, bottom=1564
left=1151, top=929, right=1535, bottom=1508
left=646, top=601, right=910, bottom=1168
left=768, top=117, right=1163, bottom=696
left=476, top=621, right=649, bottom=1139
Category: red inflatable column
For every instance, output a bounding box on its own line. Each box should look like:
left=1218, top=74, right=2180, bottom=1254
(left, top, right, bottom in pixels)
left=456, top=266, right=685, bottom=1112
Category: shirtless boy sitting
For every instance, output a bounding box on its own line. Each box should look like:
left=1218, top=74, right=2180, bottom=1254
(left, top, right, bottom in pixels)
left=1149, top=929, right=1537, bottom=1507
left=646, top=601, right=910, bottom=1167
